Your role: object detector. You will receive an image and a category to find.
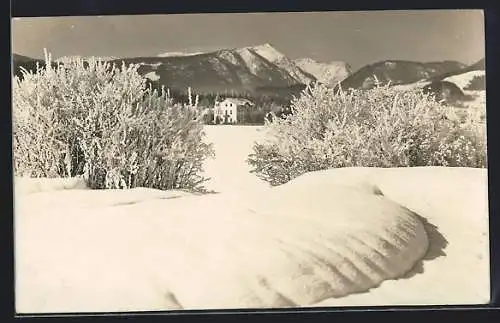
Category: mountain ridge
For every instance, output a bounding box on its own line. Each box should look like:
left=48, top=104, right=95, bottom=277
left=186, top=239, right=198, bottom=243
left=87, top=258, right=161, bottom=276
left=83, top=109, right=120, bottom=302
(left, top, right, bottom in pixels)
left=104, top=44, right=319, bottom=95
left=337, top=59, right=467, bottom=91
left=13, top=46, right=483, bottom=104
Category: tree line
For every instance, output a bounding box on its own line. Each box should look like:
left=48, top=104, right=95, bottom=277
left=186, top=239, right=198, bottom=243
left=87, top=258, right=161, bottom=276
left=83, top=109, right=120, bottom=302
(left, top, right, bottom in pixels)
left=144, top=80, right=296, bottom=125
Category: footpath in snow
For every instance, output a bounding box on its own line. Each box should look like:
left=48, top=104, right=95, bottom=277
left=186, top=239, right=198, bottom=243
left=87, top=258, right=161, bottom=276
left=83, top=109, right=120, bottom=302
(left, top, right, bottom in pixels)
left=201, top=125, right=271, bottom=194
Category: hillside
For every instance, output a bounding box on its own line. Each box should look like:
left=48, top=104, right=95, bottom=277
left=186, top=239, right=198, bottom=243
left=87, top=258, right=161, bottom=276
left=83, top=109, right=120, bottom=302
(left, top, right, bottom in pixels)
left=442, top=70, right=485, bottom=91
left=294, top=58, right=351, bottom=87
left=337, top=60, right=466, bottom=91
left=429, top=58, right=485, bottom=82
left=428, top=58, right=486, bottom=91
left=387, top=58, right=486, bottom=106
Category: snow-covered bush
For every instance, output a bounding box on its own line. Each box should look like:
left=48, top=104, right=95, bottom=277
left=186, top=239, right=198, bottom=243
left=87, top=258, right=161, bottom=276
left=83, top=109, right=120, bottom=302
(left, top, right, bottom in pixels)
left=247, top=82, right=487, bottom=186
left=13, top=50, right=214, bottom=191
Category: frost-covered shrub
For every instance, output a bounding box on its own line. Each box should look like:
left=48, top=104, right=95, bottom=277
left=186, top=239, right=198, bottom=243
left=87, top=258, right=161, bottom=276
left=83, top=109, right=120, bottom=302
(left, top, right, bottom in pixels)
left=247, top=82, right=487, bottom=186
left=13, top=50, right=214, bottom=191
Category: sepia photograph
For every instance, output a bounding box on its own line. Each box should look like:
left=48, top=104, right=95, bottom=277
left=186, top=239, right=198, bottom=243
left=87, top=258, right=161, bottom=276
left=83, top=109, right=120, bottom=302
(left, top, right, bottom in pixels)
left=11, top=9, right=489, bottom=314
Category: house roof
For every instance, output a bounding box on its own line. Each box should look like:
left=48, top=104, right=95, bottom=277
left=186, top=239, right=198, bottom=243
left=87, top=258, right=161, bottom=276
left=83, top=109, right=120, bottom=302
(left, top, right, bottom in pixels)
left=221, top=98, right=254, bottom=106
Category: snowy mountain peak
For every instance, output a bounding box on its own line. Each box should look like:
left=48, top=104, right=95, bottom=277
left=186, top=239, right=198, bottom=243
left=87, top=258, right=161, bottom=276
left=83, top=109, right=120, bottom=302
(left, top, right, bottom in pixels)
left=248, top=43, right=286, bottom=63
left=239, top=44, right=314, bottom=84
left=251, top=43, right=276, bottom=51
left=294, top=58, right=351, bottom=86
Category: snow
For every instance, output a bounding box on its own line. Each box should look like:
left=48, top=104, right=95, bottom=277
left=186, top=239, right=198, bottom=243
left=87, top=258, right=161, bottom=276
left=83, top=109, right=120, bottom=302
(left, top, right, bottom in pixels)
left=14, top=125, right=489, bottom=313
left=390, top=80, right=431, bottom=91
left=15, top=176, right=88, bottom=195
left=249, top=44, right=313, bottom=84
left=298, top=167, right=490, bottom=306
left=201, top=126, right=270, bottom=194
left=380, top=70, right=485, bottom=94
left=139, top=62, right=162, bottom=68
left=444, top=70, right=485, bottom=91
left=294, top=58, right=351, bottom=86
left=157, top=51, right=205, bottom=57
left=217, top=50, right=240, bottom=66
left=249, top=44, right=286, bottom=63
left=235, top=48, right=264, bottom=75
left=462, top=90, right=487, bottom=112
left=144, top=71, right=160, bottom=81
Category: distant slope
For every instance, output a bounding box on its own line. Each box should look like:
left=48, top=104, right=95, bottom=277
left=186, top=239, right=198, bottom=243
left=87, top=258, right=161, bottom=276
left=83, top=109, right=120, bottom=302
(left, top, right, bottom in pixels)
left=443, top=70, right=485, bottom=91
left=337, top=60, right=466, bottom=91
left=294, top=58, right=351, bottom=87
left=428, top=58, right=486, bottom=91
left=429, top=58, right=485, bottom=82
left=387, top=58, right=486, bottom=104
left=417, top=58, right=486, bottom=100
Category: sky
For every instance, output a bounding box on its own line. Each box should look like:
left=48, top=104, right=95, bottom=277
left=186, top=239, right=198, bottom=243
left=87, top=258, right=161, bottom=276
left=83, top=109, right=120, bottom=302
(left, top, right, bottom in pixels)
left=11, top=10, right=485, bottom=71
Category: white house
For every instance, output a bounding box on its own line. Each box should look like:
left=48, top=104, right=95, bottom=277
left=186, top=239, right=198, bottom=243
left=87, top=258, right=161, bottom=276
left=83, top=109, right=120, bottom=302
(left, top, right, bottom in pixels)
left=213, top=98, right=254, bottom=124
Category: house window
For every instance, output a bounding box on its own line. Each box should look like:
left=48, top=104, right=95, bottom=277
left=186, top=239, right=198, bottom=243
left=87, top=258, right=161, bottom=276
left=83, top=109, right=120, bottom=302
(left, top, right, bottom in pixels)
left=230, top=110, right=232, bottom=115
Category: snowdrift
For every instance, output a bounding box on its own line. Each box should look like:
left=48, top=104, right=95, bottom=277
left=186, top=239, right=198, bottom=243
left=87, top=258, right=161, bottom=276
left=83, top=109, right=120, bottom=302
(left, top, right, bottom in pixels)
left=14, top=166, right=489, bottom=313
left=14, top=176, right=88, bottom=195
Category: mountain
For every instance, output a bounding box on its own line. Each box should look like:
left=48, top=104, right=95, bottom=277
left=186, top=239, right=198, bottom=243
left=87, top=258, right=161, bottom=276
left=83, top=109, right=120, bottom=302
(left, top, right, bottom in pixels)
left=330, top=58, right=486, bottom=106
left=441, top=70, right=485, bottom=91
left=293, top=58, right=351, bottom=87
left=11, top=44, right=344, bottom=99
left=249, top=44, right=316, bottom=85
left=427, top=57, right=485, bottom=91
left=12, top=45, right=307, bottom=97
left=425, top=58, right=486, bottom=106
left=337, top=60, right=467, bottom=91
left=428, top=58, right=484, bottom=82
left=105, top=44, right=315, bottom=96
left=14, top=46, right=480, bottom=106
left=388, top=58, right=486, bottom=105
left=413, top=58, right=486, bottom=94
